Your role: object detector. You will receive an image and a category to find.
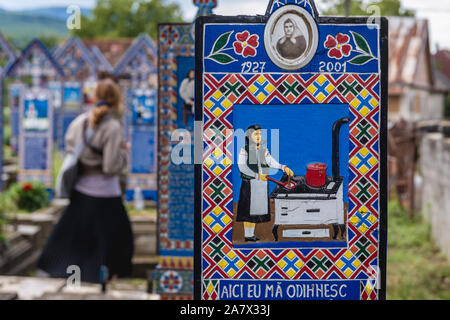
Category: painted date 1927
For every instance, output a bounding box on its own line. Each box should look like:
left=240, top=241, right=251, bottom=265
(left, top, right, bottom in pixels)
left=241, top=61, right=266, bottom=73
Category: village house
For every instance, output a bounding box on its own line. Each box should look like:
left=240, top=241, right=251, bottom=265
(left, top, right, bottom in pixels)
left=388, top=17, right=450, bottom=123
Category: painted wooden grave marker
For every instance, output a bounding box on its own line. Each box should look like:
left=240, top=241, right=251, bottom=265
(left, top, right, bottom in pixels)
left=114, top=34, right=158, bottom=202
left=6, top=39, right=65, bottom=189
left=55, top=37, right=99, bottom=150
left=0, top=33, right=17, bottom=76
left=194, top=0, right=387, bottom=300
left=7, top=82, right=25, bottom=154
left=48, top=80, right=63, bottom=144
left=19, top=88, right=54, bottom=187
left=154, top=0, right=218, bottom=300
left=89, top=45, right=114, bottom=74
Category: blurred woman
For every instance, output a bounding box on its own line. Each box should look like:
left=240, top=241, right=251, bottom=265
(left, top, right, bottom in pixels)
left=37, top=78, right=134, bottom=283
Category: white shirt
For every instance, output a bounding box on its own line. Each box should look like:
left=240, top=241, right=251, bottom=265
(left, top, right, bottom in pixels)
left=179, top=78, right=195, bottom=105
left=238, top=147, right=286, bottom=179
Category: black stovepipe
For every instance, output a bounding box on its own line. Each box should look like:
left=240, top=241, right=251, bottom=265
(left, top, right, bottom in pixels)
left=332, top=117, right=350, bottom=181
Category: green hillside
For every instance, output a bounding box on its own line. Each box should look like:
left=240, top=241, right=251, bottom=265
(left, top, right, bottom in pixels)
left=0, top=10, right=69, bottom=49
left=18, top=7, right=92, bottom=21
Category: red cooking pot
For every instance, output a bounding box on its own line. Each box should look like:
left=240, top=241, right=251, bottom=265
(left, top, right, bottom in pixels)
left=306, top=163, right=327, bottom=188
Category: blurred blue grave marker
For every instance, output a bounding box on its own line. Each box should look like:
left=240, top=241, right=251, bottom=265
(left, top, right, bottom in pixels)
left=19, top=89, right=54, bottom=188
left=6, top=39, right=65, bottom=191
left=114, top=35, right=158, bottom=202
left=152, top=0, right=217, bottom=300
left=54, top=37, right=99, bottom=150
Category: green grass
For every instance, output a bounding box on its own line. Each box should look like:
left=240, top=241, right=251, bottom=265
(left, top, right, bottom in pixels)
left=125, top=203, right=157, bottom=217
left=52, top=150, right=65, bottom=187
left=387, top=200, right=450, bottom=300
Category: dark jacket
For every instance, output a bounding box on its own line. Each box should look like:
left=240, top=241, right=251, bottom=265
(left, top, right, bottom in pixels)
left=276, top=35, right=307, bottom=59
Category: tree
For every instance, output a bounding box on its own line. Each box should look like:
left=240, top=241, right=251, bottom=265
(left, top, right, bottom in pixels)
left=322, top=0, right=367, bottom=16
left=38, top=34, right=63, bottom=50
left=322, top=0, right=415, bottom=17
left=73, top=0, right=184, bottom=39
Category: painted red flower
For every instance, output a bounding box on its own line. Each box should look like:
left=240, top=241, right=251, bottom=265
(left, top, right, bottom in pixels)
left=233, top=31, right=259, bottom=58
left=324, top=33, right=352, bottom=59
left=22, top=182, right=33, bottom=192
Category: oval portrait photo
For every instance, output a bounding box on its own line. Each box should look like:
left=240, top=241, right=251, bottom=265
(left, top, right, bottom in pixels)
left=264, top=5, right=318, bottom=70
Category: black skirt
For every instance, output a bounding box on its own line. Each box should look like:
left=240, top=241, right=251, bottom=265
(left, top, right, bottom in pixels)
left=37, top=190, right=134, bottom=284
left=236, top=179, right=271, bottom=223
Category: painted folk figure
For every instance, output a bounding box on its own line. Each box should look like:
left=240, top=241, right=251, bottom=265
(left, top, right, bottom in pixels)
left=179, top=69, right=195, bottom=126
left=237, top=125, right=294, bottom=241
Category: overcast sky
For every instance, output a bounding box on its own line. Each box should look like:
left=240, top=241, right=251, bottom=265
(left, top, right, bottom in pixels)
left=0, top=0, right=449, bottom=50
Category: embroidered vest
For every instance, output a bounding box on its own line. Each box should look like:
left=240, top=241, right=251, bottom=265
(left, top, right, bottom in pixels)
left=241, top=144, right=269, bottom=180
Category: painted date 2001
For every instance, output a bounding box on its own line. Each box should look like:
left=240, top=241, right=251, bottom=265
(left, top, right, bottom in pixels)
left=319, top=61, right=347, bottom=73
left=241, top=61, right=266, bottom=73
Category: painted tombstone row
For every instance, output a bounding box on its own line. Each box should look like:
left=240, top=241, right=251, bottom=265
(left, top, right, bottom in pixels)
left=3, top=34, right=160, bottom=198
left=115, top=35, right=158, bottom=202
left=8, top=41, right=61, bottom=156
left=154, top=0, right=217, bottom=300
left=6, top=39, right=65, bottom=188
left=8, top=37, right=96, bottom=155
left=194, top=0, right=387, bottom=300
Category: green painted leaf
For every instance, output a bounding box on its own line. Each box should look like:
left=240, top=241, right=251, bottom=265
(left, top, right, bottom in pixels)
left=208, top=53, right=236, bottom=64
left=212, top=31, right=233, bottom=54
left=348, top=54, right=374, bottom=65
left=351, top=31, right=372, bottom=55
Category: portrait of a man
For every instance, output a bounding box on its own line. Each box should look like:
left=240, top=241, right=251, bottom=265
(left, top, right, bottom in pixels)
left=276, top=18, right=307, bottom=60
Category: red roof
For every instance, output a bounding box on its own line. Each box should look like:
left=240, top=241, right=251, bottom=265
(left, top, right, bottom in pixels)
left=434, top=50, right=450, bottom=81
left=82, top=39, right=134, bottom=69
left=388, top=17, right=433, bottom=92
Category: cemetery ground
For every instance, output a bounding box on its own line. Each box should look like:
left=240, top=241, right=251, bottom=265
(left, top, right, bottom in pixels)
left=0, top=146, right=159, bottom=299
